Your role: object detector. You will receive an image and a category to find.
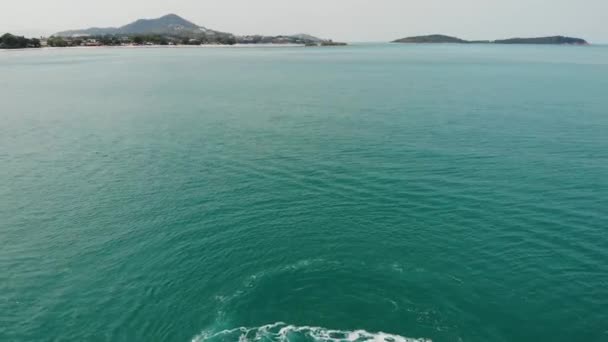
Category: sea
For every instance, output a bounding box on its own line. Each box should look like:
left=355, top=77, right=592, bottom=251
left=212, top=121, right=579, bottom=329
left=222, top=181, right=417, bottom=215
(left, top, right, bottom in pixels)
left=1, top=44, right=607, bottom=342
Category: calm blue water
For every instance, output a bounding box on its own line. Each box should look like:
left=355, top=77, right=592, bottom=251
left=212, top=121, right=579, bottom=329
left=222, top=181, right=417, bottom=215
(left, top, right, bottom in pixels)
left=1, top=44, right=607, bottom=342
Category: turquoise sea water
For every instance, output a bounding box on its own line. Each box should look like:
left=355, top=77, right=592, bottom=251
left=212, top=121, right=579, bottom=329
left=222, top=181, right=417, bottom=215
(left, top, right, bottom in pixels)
left=1, top=44, right=607, bottom=342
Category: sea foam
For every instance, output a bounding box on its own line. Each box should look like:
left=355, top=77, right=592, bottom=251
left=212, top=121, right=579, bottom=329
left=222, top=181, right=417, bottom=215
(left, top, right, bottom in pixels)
left=192, top=322, right=431, bottom=342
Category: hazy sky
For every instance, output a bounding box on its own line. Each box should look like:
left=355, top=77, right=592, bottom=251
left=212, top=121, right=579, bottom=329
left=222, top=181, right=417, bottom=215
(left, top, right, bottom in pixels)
left=2, top=0, right=607, bottom=43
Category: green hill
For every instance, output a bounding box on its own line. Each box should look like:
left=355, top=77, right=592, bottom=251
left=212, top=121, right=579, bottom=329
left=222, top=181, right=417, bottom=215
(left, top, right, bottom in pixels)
left=55, top=14, right=225, bottom=37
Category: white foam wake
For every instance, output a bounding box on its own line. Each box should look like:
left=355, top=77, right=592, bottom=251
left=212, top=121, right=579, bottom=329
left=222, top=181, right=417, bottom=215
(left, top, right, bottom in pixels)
left=192, top=322, right=431, bottom=342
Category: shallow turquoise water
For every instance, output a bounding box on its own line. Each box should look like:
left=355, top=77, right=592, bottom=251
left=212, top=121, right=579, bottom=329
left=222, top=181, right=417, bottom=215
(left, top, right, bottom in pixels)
left=1, top=44, right=607, bottom=342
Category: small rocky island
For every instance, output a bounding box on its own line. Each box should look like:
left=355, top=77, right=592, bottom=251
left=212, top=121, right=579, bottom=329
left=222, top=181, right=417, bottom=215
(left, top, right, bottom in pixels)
left=393, top=34, right=588, bottom=45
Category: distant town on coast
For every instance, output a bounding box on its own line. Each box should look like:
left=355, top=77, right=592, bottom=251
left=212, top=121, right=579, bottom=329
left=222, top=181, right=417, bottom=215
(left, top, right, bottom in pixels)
left=0, top=14, right=347, bottom=49
left=0, top=13, right=589, bottom=49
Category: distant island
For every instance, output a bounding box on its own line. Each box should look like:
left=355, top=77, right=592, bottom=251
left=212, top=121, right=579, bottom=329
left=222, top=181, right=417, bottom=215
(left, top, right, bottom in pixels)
left=393, top=34, right=469, bottom=44
left=50, top=14, right=346, bottom=47
left=493, top=36, right=588, bottom=45
left=1, top=14, right=346, bottom=49
left=393, top=34, right=588, bottom=45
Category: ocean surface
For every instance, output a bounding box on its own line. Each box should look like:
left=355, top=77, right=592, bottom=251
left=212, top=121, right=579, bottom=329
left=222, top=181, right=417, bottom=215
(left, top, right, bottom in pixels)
left=1, top=44, right=607, bottom=342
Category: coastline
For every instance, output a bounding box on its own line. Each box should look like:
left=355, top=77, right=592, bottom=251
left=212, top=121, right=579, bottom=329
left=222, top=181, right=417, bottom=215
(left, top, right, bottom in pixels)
left=0, top=43, right=318, bottom=52
left=3, top=42, right=604, bottom=53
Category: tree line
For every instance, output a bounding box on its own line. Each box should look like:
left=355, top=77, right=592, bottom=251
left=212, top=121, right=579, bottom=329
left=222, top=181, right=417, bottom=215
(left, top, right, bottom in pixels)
left=0, top=33, right=41, bottom=49
left=47, top=34, right=237, bottom=47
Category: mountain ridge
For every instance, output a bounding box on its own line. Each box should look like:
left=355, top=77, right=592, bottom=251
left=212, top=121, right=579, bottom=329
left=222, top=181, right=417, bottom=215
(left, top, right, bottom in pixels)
left=55, top=14, right=224, bottom=37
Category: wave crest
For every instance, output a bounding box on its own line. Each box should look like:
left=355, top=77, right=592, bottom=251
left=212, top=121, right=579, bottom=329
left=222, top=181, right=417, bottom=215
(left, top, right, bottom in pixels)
left=192, top=322, right=431, bottom=342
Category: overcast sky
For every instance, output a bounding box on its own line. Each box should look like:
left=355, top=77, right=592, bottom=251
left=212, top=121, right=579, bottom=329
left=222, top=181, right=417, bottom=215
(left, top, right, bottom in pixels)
left=2, top=0, right=607, bottom=43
